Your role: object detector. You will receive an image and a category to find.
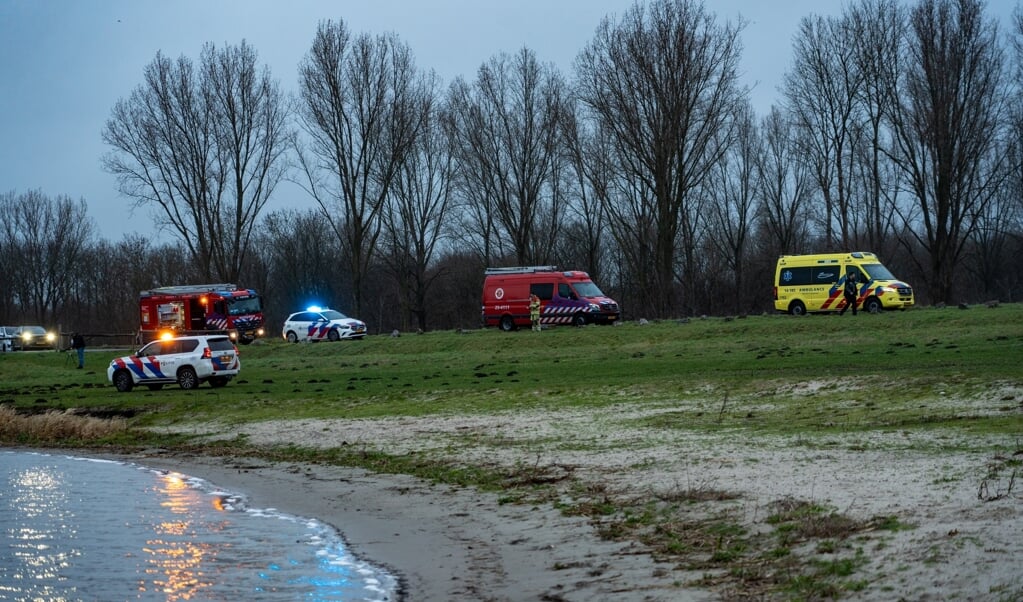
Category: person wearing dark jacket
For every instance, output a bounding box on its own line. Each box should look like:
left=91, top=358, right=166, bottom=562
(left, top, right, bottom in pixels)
left=839, top=272, right=859, bottom=316
left=70, top=332, right=86, bottom=368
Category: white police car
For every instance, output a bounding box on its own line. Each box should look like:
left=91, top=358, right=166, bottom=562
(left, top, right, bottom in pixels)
left=107, top=334, right=240, bottom=392
left=282, top=307, right=367, bottom=343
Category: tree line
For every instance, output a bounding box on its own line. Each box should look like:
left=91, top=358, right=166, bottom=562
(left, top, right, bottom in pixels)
left=3, top=0, right=1023, bottom=337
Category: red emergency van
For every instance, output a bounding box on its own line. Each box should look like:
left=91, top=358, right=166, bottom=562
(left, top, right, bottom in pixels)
left=481, top=266, right=621, bottom=331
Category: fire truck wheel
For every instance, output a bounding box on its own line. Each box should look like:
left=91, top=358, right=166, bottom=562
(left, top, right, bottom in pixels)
left=177, top=367, right=199, bottom=390
left=112, top=370, right=134, bottom=393
left=327, top=328, right=340, bottom=342
left=286, top=331, right=298, bottom=343
left=499, top=315, right=515, bottom=332
left=572, top=313, right=587, bottom=327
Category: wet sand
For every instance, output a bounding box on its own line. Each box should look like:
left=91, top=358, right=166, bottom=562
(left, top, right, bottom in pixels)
left=98, top=450, right=700, bottom=602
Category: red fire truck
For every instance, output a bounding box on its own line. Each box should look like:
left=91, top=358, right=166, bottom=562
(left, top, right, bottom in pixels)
left=138, top=284, right=265, bottom=344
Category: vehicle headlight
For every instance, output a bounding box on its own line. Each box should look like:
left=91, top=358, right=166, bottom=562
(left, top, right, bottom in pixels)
left=21, top=333, right=31, bottom=341
left=46, top=333, right=55, bottom=342
left=589, top=303, right=600, bottom=312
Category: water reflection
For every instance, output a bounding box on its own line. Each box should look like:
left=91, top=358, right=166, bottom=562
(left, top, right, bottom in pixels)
left=6, top=465, right=79, bottom=597
left=142, top=472, right=214, bottom=600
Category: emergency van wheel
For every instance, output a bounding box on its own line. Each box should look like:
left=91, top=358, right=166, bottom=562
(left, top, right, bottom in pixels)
left=863, top=297, right=882, bottom=314
left=327, top=329, right=340, bottom=342
left=286, top=331, right=298, bottom=344
left=112, top=370, right=134, bottom=393
left=499, top=315, right=516, bottom=332
left=788, top=300, right=806, bottom=316
left=572, top=313, right=587, bottom=327
left=177, top=367, right=199, bottom=390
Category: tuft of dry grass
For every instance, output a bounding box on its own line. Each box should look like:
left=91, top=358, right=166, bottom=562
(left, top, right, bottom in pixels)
left=0, top=406, right=128, bottom=443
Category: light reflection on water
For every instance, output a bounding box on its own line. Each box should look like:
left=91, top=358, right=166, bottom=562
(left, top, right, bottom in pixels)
left=0, top=451, right=396, bottom=601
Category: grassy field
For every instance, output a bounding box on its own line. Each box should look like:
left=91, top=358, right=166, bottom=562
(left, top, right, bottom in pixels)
left=1, top=303, right=1020, bottom=437
left=3, top=304, right=1022, bottom=600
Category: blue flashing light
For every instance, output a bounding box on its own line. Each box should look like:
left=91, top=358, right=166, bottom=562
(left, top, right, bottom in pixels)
left=307, top=305, right=322, bottom=312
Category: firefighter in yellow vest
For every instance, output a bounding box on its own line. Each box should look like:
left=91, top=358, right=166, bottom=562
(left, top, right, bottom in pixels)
left=529, top=293, right=541, bottom=332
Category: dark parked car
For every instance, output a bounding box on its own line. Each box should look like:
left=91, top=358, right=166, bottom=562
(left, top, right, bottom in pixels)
left=13, top=326, right=57, bottom=351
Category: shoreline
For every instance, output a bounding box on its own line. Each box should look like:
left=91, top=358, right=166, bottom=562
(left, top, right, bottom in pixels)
left=64, top=448, right=697, bottom=602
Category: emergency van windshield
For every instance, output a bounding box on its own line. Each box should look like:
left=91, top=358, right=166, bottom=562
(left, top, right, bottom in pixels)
left=861, top=264, right=896, bottom=281
left=227, top=296, right=262, bottom=315
left=572, top=281, right=605, bottom=298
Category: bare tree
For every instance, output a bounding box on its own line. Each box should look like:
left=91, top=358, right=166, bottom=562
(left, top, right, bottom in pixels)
left=446, top=47, right=568, bottom=266
left=103, top=41, right=289, bottom=282
left=260, top=208, right=344, bottom=322
left=295, top=20, right=426, bottom=317
left=784, top=12, right=864, bottom=248
left=380, top=74, right=455, bottom=331
left=849, top=0, right=905, bottom=254
left=0, top=190, right=94, bottom=324
left=756, top=107, right=815, bottom=256
left=576, top=0, right=745, bottom=317
left=887, top=0, right=1008, bottom=303
left=560, top=102, right=614, bottom=281
left=706, top=102, right=759, bottom=314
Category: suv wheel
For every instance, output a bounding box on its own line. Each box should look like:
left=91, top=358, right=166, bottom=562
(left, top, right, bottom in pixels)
left=178, top=366, right=199, bottom=390
left=209, top=376, right=229, bottom=388
left=113, top=370, right=134, bottom=393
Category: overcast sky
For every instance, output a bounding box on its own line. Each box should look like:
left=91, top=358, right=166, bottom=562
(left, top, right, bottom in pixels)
left=0, top=0, right=1016, bottom=243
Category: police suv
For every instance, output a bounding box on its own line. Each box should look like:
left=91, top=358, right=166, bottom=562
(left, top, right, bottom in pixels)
left=108, top=334, right=240, bottom=392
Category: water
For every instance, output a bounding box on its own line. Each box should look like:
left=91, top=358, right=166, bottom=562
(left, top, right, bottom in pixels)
left=0, top=451, right=397, bottom=601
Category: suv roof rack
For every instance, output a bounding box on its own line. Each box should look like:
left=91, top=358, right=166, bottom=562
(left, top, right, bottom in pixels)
left=484, top=265, right=559, bottom=275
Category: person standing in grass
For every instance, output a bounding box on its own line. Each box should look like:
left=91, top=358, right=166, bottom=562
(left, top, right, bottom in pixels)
left=70, top=332, right=86, bottom=368
left=529, top=294, right=541, bottom=332
left=839, top=271, right=859, bottom=316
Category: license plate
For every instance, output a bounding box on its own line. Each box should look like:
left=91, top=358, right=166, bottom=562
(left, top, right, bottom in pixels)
left=220, top=355, right=232, bottom=362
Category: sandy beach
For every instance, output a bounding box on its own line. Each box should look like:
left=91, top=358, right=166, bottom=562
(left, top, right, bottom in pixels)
left=99, top=449, right=701, bottom=602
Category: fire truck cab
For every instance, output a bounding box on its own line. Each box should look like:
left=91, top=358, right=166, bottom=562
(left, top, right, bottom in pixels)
left=139, top=284, right=265, bottom=344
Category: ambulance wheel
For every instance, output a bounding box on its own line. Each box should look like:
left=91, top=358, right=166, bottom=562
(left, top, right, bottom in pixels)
left=863, top=297, right=882, bottom=314
left=327, top=329, right=340, bottom=342
left=177, top=367, right=199, bottom=390
left=286, top=331, right=298, bottom=344
left=112, top=370, right=134, bottom=393
left=572, top=313, right=587, bottom=327
left=146, top=384, right=164, bottom=391
left=499, top=315, right=515, bottom=332
left=788, top=300, right=806, bottom=316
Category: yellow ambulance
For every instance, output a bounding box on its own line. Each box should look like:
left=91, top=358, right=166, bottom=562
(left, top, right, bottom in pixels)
left=774, top=252, right=914, bottom=315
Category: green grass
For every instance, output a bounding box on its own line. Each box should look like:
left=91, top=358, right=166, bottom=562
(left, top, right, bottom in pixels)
left=2, top=304, right=1019, bottom=436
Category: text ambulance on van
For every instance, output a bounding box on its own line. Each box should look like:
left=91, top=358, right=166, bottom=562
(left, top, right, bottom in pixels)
left=774, top=252, right=914, bottom=315
left=482, top=266, right=621, bottom=331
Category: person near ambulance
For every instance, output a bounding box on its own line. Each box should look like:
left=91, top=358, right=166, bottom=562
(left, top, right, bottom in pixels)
left=529, top=293, right=541, bottom=332
left=839, top=271, right=859, bottom=316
